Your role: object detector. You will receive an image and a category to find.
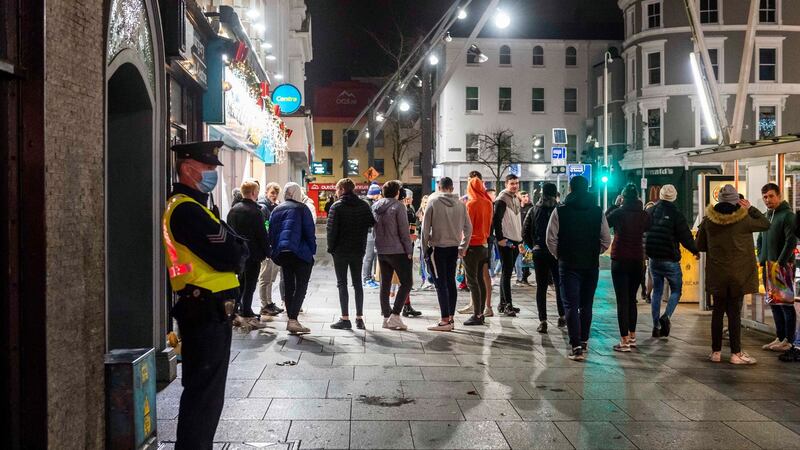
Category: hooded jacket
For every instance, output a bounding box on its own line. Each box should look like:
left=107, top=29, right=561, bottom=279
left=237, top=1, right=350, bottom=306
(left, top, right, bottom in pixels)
left=492, top=189, right=523, bottom=242
left=226, top=198, right=271, bottom=263
left=372, top=197, right=413, bottom=255
left=645, top=200, right=698, bottom=261
left=421, top=191, right=473, bottom=251
left=696, top=204, right=770, bottom=297
left=327, top=192, right=376, bottom=257
left=757, top=200, right=797, bottom=266
left=606, top=198, right=650, bottom=261
left=466, top=178, right=493, bottom=246
left=546, top=190, right=612, bottom=269
left=268, top=197, right=317, bottom=265
left=523, top=196, right=558, bottom=256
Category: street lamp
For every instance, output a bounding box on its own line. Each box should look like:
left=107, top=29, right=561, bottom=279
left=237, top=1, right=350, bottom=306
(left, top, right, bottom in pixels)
left=603, top=50, right=613, bottom=212
left=494, top=9, right=511, bottom=29
left=690, top=52, right=718, bottom=140
left=399, top=99, right=411, bottom=112
left=428, top=54, right=439, bottom=65
left=457, top=8, right=468, bottom=20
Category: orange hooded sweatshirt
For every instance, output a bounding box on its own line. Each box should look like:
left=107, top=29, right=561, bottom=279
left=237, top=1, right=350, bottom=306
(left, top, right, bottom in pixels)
left=466, top=177, right=493, bottom=246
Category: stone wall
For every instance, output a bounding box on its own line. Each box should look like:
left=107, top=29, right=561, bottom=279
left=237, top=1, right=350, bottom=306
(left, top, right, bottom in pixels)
left=44, top=0, right=106, bottom=447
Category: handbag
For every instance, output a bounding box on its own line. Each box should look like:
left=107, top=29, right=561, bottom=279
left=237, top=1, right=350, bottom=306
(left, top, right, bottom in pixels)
left=765, top=261, right=795, bottom=305
left=521, top=248, right=535, bottom=268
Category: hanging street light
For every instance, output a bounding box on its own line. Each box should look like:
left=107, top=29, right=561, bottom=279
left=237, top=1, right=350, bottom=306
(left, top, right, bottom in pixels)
left=428, top=54, right=439, bottom=65
left=457, top=8, right=468, bottom=20
left=399, top=99, right=411, bottom=112
left=494, top=9, right=511, bottom=29
left=690, top=52, right=718, bottom=140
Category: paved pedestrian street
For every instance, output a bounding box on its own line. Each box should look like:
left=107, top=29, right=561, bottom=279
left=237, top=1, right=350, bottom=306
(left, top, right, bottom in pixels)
left=157, top=261, right=800, bottom=449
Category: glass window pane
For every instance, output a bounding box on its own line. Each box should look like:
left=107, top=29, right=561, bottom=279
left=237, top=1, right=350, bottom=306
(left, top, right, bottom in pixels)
left=532, top=88, right=544, bottom=112
left=648, top=108, right=660, bottom=147
left=374, top=159, right=384, bottom=175
left=321, top=129, right=333, bottom=146
left=532, top=46, right=544, bottom=65
left=347, top=159, right=359, bottom=175
left=759, top=106, right=777, bottom=139
left=500, top=45, right=511, bottom=65
left=566, top=47, right=577, bottom=66
left=499, top=87, right=512, bottom=111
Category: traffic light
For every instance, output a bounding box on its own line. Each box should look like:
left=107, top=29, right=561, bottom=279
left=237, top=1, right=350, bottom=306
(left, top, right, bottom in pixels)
left=600, top=166, right=610, bottom=184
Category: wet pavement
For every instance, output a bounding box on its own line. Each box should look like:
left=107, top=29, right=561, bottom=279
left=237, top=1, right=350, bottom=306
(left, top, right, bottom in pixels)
left=157, top=257, right=800, bottom=449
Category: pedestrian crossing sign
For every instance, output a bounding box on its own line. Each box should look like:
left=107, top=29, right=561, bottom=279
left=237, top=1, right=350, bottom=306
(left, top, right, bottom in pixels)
left=363, top=167, right=380, bottom=182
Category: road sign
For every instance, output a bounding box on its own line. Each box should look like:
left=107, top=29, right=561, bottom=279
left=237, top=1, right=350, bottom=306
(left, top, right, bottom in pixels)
left=508, top=164, right=522, bottom=176
left=551, top=147, right=567, bottom=166
left=551, top=166, right=566, bottom=174
left=363, top=166, right=380, bottom=182
left=552, top=128, right=568, bottom=145
left=567, top=163, right=592, bottom=187
left=641, top=177, right=648, bottom=190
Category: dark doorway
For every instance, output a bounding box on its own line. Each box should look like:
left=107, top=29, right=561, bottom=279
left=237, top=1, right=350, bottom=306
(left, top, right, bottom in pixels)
left=107, top=63, right=155, bottom=350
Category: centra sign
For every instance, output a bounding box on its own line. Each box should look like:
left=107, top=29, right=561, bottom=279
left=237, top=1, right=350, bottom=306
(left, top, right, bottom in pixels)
left=271, top=84, right=303, bottom=114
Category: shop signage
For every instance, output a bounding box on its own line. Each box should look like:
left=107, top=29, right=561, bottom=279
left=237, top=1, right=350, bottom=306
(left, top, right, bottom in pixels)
left=271, top=84, right=302, bottom=114
left=551, top=147, right=567, bottom=167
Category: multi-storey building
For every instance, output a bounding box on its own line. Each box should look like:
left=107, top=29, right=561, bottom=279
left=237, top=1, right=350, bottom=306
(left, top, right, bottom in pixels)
left=618, top=0, right=800, bottom=217
left=437, top=38, right=621, bottom=194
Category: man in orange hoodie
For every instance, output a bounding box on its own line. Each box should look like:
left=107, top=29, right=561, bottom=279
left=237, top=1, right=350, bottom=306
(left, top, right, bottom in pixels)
left=463, top=174, right=494, bottom=325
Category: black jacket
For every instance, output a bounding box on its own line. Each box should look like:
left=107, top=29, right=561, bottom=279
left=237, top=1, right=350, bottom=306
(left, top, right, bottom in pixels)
left=227, top=198, right=271, bottom=263
left=556, top=191, right=603, bottom=269
left=327, top=193, right=376, bottom=256
left=606, top=199, right=650, bottom=261
left=520, top=203, right=533, bottom=228
left=523, top=197, right=557, bottom=256
left=645, top=200, right=698, bottom=261
left=257, top=196, right=277, bottom=221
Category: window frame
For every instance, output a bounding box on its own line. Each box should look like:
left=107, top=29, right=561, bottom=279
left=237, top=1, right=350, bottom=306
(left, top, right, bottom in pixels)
left=499, top=45, right=512, bottom=66
left=346, top=129, right=359, bottom=147
left=695, top=37, right=726, bottom=83
left=645, top=107, right=663, bottom=149
left=757, top=105, right=778, bottom=139
left=466, top=86, right=480, bottom=112
left=640, top=40, right=666, bottom=88
left=751, top=96, right=784, bottom=139
left=531, top=133, right=545, bottom=161
left=564, top=88, right=578, bottom=114
left=531, top=88, right=545, bottom=113
left=625, top=7, right=635, bottom=38
left=565, top=46, right=577, bottom=67
left=374, top=159, right=385, bottom=176
left=321, top=129, right=333, bottom=147
left=466, top=133, right=480, bottom=161
left=532, top=45, right=544, bottom=66
left=642, top=0, right=663, bottom=30
left=320, top=158, right=334, bottom=176
left=499, top=86, right=512, bottom=112
left=346, top=158, right=360, bottom=176
left=375, top=129, right=385, bottom=147
left=755, top=46, right=779, bottom=83
left=759, top=0, right=780, bottom=24
left=699, top=0, right=722, bottom=25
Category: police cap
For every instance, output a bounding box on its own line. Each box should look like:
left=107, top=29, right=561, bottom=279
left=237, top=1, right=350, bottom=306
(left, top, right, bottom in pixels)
left=171, top=140, right=225, bottom=166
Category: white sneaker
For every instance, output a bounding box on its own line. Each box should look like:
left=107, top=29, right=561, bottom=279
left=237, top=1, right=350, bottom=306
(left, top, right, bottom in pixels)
left=484, top=307, right=494, bottom=317
left=730, top=352, right=757, bottom=365
left=385, top=314, right=408, bottom=331
left=762, top=337, right=781, bottom=350
left=457, top=304, right=474, bottom=315
left=427, top=322, right=454, bottom=332
left=287, top=320, right=310, bottom=334
left=772, top=339, right=793, bottom=352
left=382, top=317, right=390, bottom=329
left=709, top=351, right=721, bottom=363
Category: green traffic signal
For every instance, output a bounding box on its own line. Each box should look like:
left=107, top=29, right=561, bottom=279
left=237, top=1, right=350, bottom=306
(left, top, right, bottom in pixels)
left=601, top=175, right=609, bottom=183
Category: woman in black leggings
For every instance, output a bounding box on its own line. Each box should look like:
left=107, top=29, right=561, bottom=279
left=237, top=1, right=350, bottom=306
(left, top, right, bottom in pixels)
left=606, top=184, right=650, bottom=352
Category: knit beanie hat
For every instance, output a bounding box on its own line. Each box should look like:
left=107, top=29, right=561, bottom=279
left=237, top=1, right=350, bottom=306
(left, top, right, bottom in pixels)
left=542, top=182, right=558, bottom=197
left=622, top=183, right=639, bottom=200
left=659, top=184, right=677, bottom=202
left=367, top=183, right=381, bottom=196
left=718, top=184, right=739, bottom=205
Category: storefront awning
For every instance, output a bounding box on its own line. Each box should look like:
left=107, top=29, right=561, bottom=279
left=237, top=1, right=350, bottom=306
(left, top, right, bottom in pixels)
left=686, top=134, right=800, bottom=163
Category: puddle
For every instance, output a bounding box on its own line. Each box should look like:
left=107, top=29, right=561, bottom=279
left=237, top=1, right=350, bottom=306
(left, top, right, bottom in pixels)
left=356, top=395, right=415, bottom=407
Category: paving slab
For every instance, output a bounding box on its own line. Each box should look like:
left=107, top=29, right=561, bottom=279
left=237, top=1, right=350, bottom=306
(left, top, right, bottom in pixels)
left=727, top=421, right=800, bottom=449
left=555, top=422, right=636, bottom=449
left=351, top=398, right=463, bottom=421
left=400, top=380, right=478, bottom=399
left=610, top=399, right=691, bottom=421
left=740, top=399, right=800, bottom=421
left=249, top=379, right=328, bottom=398
left=354, top=366, right=424, bottom=381
left=265, top=398, right=351, bottom=420
left=410, top=421, right=510, bottom=449
left=471, top=381, right=533, bottom=400
left=497, top=421, right=574, bottom=450
left=287, top=420, right=350, bottom=449
left=510, top=399, right=632, bottom=422
left=457, top=399, right=522, bottom=421
left=350, top=421, right=414, bottom=449
left=327, top=380, right=403, bottom=399
left=213, top=420, right=290, bottom=443
left=613, top=421, right=760, bottom=450
left=567, top=382, right=681, bottom=400
left=663, top=400, right=771, bottom=421
left=219, top=398, right=271, bottom=420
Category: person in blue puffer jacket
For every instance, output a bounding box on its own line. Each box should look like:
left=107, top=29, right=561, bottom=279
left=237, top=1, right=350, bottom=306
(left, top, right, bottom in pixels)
left=269, top=182, right=317, bottom=334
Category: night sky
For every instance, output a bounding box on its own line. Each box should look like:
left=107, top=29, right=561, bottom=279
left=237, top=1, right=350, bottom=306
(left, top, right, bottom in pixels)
left=305, top=0, right=623, bottom=107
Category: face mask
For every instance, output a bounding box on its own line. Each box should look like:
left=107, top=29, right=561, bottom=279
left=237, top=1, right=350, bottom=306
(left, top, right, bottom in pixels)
left=196, top=170, right=218, bottom=193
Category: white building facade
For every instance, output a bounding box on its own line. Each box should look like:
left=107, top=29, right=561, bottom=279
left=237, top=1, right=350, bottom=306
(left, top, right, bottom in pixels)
left=437, top=38, right=621, bottom=193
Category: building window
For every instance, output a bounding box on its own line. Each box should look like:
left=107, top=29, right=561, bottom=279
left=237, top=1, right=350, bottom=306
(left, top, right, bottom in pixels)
left=466, top=86, right=479, bottom=111
left=644, top=1, right=662, bottom=29
left=625, top=7, right=635, bottom=38
left=319, top=159, right=333, bottom=175
left=596, top=75, right=611, bottom=105
left=758, top=48, right=777, bottom=81
left=565, top=46, right=577, bottom=66
left=708, top=48, right=720, bottom=80
left=532, top=45, right=544, bottom=66
left=647, top=51, right=662, bottom=85
left=466, top=133, right=479, bottom=161
left=413, top=154, right=422, bottom=176
left=627, top=55, right=637, bottom=92
left=374, top=159, right=385, bottom=175
left=760, top=0, right=777, bottom=23
left=759, top=106, right=777, bottom=139
left=499, top=87, right=512, bottom=111
left=564, top=88, right=577, bottom=113
left=321, top=129, right=333, bottom=147
left=647, top=108, right=661, bottom=147
left=532, top=134, right=544, bottom=160
left=531, top=88, right=544, bottom=112
left=567, top=135, right=577, bottom=162
left=347, top=159, right=359, bottom=176
left=499, top=45, right=511, bottom=65
left=375, top=129, right=385, bottom=147
left=347, top=129, right=359, bottom=147
left=700, top=120, right=718, bottom=145
left=700, top=0, right=719, bottom=24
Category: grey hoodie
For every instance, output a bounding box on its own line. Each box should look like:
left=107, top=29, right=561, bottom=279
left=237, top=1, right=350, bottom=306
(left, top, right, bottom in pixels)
left=372, top=197, right=413, bottom=255
left=421, top=191, right=473, bottom=251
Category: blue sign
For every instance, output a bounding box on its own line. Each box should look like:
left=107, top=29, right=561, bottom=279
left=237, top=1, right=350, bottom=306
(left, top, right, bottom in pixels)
left=551, top=147, right=566, bottom=160
left=567, top=163, right=592, bottom=187
left=508, top=164, right=522, bottom=176
left=271, top=84, right=303, bottom=114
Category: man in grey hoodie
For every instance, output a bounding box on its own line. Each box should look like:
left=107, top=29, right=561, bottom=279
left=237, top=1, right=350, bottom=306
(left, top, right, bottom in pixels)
left=492, top=174, right=523, bottom=316
left=421, top=177, right=473, bottom=331
left=372, top=180, right=414, bottom=331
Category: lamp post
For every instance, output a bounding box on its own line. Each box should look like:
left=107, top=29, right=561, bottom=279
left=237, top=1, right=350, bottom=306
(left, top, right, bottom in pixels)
left=603, top=51, right=612, bottom=211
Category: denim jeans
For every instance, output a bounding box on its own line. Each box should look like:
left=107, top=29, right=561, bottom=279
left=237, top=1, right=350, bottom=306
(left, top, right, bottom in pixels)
left=333, top=254, right=364, bottom=317
left=558, top=264, right=600, bottom=348
left=498, top=245, right=519, bottom=307
left=430, top=246, right=459, bottom=319
left=533, top=253, right=564, bottom=321
left=649, top=258, right=682, bottom=328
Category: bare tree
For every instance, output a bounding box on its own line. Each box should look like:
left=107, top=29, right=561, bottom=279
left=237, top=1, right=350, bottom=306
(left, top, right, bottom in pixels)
left=472, top=128, right=524, bottom=188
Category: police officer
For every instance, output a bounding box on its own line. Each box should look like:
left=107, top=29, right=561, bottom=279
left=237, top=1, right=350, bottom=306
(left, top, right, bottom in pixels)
left=162, top=141, right=247, bottom=449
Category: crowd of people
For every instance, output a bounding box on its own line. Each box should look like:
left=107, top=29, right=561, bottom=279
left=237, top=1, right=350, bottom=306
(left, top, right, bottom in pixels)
left=224, top=171, right=800, bottom=364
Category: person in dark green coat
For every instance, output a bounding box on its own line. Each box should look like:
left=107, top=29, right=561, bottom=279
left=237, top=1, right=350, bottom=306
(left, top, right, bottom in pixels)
left=756, top=183, right=798, bottom=355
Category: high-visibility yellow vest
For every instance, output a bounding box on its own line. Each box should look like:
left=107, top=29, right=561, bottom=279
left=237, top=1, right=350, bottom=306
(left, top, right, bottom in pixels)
left=162, top=194, right=240, bottom=293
